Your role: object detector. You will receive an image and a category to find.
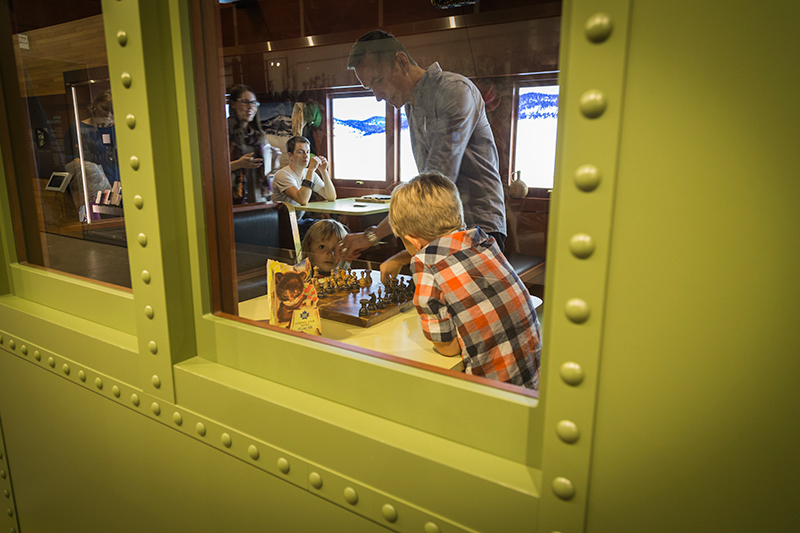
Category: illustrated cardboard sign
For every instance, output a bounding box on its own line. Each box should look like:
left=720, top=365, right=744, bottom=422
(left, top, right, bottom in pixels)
left=266, top=258, right=321, bottom=335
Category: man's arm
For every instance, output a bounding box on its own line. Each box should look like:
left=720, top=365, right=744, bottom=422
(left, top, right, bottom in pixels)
left=275, top=161, right=319, bottom=205
left=338, top=216, right=394, bottom=261
left=313, top=156, right=336, bottom=201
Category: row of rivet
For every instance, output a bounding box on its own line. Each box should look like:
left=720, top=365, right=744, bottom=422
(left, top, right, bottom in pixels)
left=1, top=334, right=456, bottom=532
left=0, top=409, right=18, bottom=532
left=551, top=11, right=615, bottom=507
left=116, top=17, right=161, bottom=388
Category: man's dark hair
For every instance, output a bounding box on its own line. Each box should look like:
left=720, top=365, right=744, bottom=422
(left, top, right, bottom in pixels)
left=286, top=136, right=311, bottom=154
left=347, top=30, right=418, bottom=70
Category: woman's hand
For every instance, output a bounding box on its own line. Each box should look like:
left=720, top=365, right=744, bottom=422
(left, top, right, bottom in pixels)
left=231, top=153, right=263, bottom=171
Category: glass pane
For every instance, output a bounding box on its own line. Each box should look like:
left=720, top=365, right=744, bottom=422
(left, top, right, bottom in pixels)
left=4, top=1, right=129, bottom=288
left=331, top=95, right=386, bottom=181
left=514, top=85, right=559, bottom=190
left=398, top=107, right=417, bottom=182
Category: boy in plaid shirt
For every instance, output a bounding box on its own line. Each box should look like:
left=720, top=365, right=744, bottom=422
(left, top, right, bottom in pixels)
left=389, top=171, right=541, bottom=390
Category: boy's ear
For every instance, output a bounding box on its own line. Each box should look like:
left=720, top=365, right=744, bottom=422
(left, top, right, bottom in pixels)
left=404, top=234, right=428, bottom=251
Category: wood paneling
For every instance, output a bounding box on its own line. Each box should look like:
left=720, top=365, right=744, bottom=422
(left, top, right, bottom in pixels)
left=12, top=14, right=108, bottom=96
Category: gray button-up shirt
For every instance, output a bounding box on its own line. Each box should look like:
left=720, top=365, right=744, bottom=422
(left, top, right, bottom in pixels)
left=406, top=62, right=506, bottom=236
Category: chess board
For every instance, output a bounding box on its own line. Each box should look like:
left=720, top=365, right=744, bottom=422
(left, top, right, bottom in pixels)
left=315, top=269, right=414, bottom=328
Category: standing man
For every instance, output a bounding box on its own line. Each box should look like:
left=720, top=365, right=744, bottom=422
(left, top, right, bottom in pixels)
left=272, top=135, right=337, bottom=236
left=340, top=30, right=506, bottom=277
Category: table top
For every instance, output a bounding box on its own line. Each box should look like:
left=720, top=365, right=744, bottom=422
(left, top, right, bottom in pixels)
left=238, top=294, right=463, bottom=371
left=303, top=198, right=390, bottom=216
left=238, top=294, right=543, bottom=372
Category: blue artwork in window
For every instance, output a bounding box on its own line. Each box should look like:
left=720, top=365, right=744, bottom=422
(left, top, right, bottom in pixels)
left=515, top=86, right=559, bottom=189
left=332, top=96, right=386, bottom=181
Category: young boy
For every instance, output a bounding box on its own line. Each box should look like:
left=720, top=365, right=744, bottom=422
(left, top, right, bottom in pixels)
left=389, top=171, right=541, bottom=390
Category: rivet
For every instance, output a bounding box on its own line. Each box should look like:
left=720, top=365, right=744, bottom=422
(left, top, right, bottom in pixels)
left=149, top=341, right=158, bottom=354
left=3, top=489, right=7, bottom=498
left=309, top=472, right=323, bottom=489
left=144, top=306, right=154, bottom=319
left=424, top=522, right=441, bottom=533
left=34, top=350, right=41, bottom=361
left=112, top=385, right=121, bottom=398
left=343, top=487, right=358, bottom=505
left=569, top=233, right=595, bottom=259
left=552, top=476, right=576, bottom=500
left=248, top=445, right=259, bottom=460
left=381, top=504, right=398, bottom=523
left=585, top=12, right=613, bottom=43
left=133, top=195, right=143, bottom=208
left=95, top=377, right=103, bottom=390
left=141, top=270, right=151, bottom=283
left=173, top=412, right=183, bottom=426
left=116, top=30, right=127, bottom=46
left=196, top=422, right=206, bottom=436
left=131, top=393, right=140, bottom=406
left=0, top=452, right=2, bottom=459
left=277, top=457, right=290, bottom=474
left=130, top=155, right=140, bottom=170
left=151, top=375, right=161, bottom=389
left=0, top=471, right=4, bottom=479
left=62, top=363, right=70, bottom=375
left=575, top=164, right=601, bottom=191
left=221, top=433, right=232, bottom=448
left=137, top=233, right=147, bottom=247
left=8, top=340, right=14, bottom=350
left=0, top=335, right=3, bottom=344
left=121, top=71, right=132, bottom=88
left=579, top=89, right=607, bottom=118
left=565, top=298, right=590, bottom=323
left=78, top=370, right=86, bottom=382
left=21, top=345, right=27, bottom=355
left=560, top=362, right=585, bottom=386
left=126, top=114, right=136, bottom=129
left=151, top=402, right=161, bottom=416
left=556, top=420, right=581, bottom=443
left=47, top=357, right=55, bottom=368
left=6, top=508, right=11, bottom=517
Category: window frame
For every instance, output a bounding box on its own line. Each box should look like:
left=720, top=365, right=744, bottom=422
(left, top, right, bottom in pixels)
left=326, top=88, right=396, bottom=191
left=509, top=72, right=561, bottom=199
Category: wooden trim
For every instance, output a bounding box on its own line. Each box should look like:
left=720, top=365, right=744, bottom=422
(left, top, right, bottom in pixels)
left=190, top=0, right=238, bottom=315
left=217, top=311, right=539, bottom=399
left=0, top=2, right=44, bottom=265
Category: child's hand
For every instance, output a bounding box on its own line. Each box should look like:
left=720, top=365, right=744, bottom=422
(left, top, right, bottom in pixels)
left=380, top=251, right=411, bottom=284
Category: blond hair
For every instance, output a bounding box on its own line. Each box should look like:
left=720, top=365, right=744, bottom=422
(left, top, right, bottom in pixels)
left=300, top=219, right=350, bottom=269
left=389, top=171, right=464, bottom=241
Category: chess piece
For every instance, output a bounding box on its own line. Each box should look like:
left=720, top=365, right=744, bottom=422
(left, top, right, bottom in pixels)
left=366, top=269, right=373, bottom=285
left=368, top=293, right=377, bottom=311
left=313, top=266, right=319, bottom=279
left=358, top=299, right=370, bottom=317
left=359, top=271, right=368, bottom=288
left=376, top=288, right=386, bottom=309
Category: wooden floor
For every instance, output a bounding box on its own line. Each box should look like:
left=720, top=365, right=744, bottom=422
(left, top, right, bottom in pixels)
left=43, top=232, right=132, bottom=288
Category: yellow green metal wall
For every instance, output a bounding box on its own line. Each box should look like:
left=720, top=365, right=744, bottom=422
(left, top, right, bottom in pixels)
left=1, top=0, right=799, bottom=532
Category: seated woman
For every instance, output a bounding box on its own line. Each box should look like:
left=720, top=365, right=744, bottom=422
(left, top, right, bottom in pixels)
left=228, top=84, right=281, bottom=204
left=300, top=219, right=349, bottom=276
